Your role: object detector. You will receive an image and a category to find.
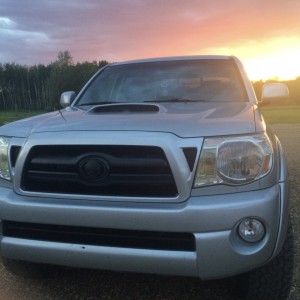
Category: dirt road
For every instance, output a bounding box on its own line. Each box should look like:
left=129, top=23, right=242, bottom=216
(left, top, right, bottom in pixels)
left=0, top=124, right=299, bottom=300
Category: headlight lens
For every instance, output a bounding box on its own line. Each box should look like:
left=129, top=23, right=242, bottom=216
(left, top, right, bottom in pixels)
left=194, top=134, right=273, bottom=187
left=0, top=137, right=11, bottom=181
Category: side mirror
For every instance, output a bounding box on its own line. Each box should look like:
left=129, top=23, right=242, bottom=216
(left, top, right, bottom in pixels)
left=261, top=83, right=289, bottom=103
left=60, top=91, right=76, bottom=108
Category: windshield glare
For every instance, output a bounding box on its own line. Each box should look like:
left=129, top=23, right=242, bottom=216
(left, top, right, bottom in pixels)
left=76, top=59, right=248, bottom=106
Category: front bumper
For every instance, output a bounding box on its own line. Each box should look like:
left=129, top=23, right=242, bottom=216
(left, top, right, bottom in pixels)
left=0, top=183, right=288, bottom=279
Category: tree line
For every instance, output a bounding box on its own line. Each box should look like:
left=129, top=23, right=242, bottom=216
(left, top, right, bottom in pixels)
left=0, top=51, right=299, bottom=112
left=0, top=51, right=108, bottom=111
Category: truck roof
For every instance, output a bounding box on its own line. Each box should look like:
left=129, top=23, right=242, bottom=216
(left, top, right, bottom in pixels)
left=112, top=55, right=233, bottom=66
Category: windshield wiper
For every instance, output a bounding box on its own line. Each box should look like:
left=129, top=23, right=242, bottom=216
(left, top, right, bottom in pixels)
left=144, top=98, right=205, bottom=103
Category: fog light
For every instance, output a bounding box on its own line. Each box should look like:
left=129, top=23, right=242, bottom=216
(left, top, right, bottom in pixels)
left=238, top=218, right=265, bottom=243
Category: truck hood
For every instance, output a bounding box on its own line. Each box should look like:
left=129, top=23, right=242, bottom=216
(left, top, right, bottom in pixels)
left=0, top=102, right=262, bottom=138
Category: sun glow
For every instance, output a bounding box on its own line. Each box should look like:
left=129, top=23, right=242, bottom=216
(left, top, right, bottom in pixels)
left=200, top=37, right=300, bottom=81
left=243, top=49, right=300, bottom=81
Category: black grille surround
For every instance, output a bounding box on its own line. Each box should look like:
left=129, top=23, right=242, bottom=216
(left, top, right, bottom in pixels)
left=2, top=221, right=196, bottom=252
left=21, top=145, right=178, bottom=198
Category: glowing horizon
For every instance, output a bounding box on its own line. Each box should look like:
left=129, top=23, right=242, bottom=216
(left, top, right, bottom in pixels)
left=1, top=1, right=300, bottom=82
left=197, top=37, right=300, bottom=81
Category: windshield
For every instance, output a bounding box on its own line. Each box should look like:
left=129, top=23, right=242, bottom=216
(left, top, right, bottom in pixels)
left=76, top=59, right=248, bottom=106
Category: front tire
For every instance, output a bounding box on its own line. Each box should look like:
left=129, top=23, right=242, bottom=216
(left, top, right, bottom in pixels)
left=237, top=220, right=294, bottom=300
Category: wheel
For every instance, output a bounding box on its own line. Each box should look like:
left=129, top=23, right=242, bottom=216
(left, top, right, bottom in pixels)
left=1, top=258, right=58, bottom=279
left=237, top=219, right=294, bottom=300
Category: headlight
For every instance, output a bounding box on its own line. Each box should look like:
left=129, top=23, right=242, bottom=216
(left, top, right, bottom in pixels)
left=0, top=137, right=11, bottom=181
left=194, top=134, right=273, bottom=187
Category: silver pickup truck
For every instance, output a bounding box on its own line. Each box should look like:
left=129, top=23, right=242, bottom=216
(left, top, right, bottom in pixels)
left=0, top=56, right=294, bottom=299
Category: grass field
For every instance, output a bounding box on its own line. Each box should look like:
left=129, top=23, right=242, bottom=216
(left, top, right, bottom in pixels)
left=0, top=110, right=46, bottom=126
left=261, top=104, right=300, bottom=124
left=0, top=104, right=299, bottom=126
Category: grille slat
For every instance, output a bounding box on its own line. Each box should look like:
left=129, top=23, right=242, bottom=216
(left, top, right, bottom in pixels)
left=3, top=221, right=196, bottom=252
left=21, top=145, right=178, bottom=197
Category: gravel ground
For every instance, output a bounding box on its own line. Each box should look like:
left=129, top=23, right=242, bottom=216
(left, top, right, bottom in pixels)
left=270, top=124, right=300, bottom=300
left=0, top=124, right=299, bottom=300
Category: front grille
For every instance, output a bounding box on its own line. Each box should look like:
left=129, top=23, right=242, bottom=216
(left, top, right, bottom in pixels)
left=21, top=145, right=178, bottom=197
left=3, top=221, right=196, bottom=252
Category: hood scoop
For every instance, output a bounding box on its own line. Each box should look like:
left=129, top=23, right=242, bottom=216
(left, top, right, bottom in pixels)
left=88, top=103, right=160, bottom=114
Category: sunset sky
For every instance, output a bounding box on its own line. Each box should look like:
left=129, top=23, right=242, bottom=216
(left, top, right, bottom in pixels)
left=1, top=0, right=300, bottom=80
